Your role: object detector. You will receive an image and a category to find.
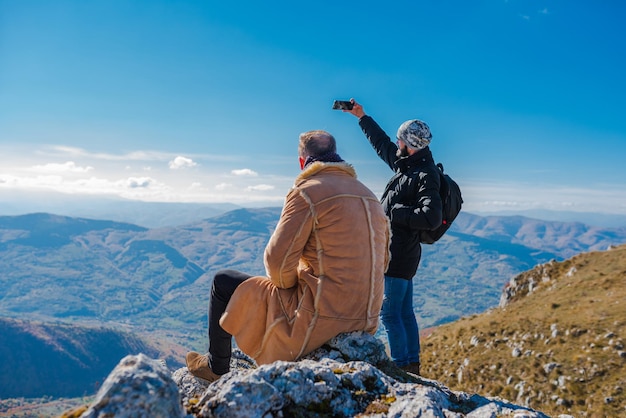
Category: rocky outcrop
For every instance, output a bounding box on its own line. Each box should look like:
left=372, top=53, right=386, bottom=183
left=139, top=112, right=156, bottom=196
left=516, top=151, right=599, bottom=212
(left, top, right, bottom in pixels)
left=64, top=332, right=549, bottom=417
left=499, top=244, right=621, bottom=308
left=499, top=259, right=559, bottom=308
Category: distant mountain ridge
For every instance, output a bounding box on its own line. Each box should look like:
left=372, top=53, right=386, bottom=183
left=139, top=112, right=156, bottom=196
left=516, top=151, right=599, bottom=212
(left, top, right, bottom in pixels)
left=473, top=209, right=626, bottom=228
left=0, top=190, right=241, bottom=228
left=3, top=189, right=626, bottom=228
left=452, top=213, right=625, bottom=258
left=1, top=209, right=625, bottom=348
left=0, top=212, right=146, bottom=249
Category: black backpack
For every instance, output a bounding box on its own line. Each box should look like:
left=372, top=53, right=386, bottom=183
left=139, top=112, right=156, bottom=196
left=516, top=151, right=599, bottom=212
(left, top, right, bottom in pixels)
left=419, top=163, right=463, bottom=244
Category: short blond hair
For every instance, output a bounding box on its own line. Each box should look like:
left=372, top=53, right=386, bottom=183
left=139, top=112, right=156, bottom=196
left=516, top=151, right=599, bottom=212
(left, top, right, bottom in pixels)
left=298, top=130, right=337, bottom=159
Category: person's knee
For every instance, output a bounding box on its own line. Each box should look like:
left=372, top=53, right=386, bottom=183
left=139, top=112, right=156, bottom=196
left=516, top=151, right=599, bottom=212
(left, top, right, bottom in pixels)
left=211, top=272, right=228, bottom=297
left=212, top=269, right=250, bottom=298
left=213, top=270, right=232, bottom=286
left=381, top=310, right=401, bottom=324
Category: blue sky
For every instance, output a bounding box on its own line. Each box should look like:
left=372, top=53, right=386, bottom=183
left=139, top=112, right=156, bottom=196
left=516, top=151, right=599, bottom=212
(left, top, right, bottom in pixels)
left=1, top=1, right=625, bottom=217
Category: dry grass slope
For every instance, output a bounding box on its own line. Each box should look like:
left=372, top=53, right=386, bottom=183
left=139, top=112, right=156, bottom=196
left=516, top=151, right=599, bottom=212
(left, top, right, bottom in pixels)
left=421, top=244, right=626, bottom=417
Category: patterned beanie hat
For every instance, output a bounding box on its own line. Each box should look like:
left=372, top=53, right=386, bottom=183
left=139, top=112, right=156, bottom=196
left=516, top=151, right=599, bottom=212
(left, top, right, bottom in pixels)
left=396, top=119, right=432, bottom=150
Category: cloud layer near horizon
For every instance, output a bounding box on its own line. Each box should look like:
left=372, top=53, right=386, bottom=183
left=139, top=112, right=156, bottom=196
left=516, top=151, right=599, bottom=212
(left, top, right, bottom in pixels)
left=1, top=144, right=626, bottom=215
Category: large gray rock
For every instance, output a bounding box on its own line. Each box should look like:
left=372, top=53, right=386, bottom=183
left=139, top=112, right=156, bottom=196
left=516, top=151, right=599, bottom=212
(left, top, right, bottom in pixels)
left=79, top=353, right=187, bottom=418
left=75, top=332, right=549, bottom=417
left=173, top=332, right=550, bottom=418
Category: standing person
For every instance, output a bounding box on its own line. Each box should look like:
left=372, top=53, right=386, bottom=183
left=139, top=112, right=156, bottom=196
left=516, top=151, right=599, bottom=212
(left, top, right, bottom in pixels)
left=342, top=99, right=442, bottom=376
left=186, top=130, right=390, bottom=382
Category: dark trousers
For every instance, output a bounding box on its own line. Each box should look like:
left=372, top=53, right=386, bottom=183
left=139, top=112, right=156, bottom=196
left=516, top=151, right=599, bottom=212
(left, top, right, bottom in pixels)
left=208, top=269, right=251, bottom=374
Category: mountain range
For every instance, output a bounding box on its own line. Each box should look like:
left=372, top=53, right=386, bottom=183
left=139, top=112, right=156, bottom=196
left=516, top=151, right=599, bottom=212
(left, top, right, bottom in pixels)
left=1, top=209, right=626, bottom=342
left=3, top=190, right=626, bottom=229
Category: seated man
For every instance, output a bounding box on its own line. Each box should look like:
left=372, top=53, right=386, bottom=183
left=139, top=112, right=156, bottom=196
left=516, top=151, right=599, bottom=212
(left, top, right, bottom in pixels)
left=186, top=130, right=390, bottom=381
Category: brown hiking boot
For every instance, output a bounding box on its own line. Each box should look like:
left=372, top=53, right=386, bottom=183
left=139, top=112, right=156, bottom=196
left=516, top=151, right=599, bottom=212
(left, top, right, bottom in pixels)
left=401, top=362, right=421, bottom=376
left=185, top=351, right=222, bottom=382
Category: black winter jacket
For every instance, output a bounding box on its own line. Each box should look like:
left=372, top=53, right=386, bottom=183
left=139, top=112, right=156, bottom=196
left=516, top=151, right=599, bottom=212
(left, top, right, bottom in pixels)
left=359, top=115, right=442, bottom=279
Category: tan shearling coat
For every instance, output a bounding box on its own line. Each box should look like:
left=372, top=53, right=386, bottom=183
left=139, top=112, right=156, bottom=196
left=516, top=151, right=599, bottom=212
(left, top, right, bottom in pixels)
left=219, top=161, right=390, bottom=365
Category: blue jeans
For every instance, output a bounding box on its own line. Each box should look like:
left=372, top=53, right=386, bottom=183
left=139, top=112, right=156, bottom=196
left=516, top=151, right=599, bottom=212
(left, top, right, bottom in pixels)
left=380, top=275, right=420, bottom=367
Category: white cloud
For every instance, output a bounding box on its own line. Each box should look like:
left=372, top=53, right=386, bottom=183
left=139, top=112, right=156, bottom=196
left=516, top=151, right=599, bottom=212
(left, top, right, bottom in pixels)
left=46, top=146, right=170, bottom=162
left=30, top=161, right=93, bottom=173
left=2, top=169, right=625, bottom=215
left=0, top=173, right=168, bottom=197
left=0, top=144, right=295, bottom=204
left=126, top=177, right=153, bottom=188
left=168, top=156, right=197, bottom=170
left=43, top=145, right=238, bottom=164
left=215, top=183, right=232, bottom=191
left=247, top=184, right=275, bottom=192
left=232, top=168, right=258, bottom=176
left=3, top=144, right=625, bottom=215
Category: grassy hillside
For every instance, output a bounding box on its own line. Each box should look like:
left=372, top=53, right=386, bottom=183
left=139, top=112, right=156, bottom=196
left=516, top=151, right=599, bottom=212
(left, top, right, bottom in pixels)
left=420, top=244, right=626, bottom=417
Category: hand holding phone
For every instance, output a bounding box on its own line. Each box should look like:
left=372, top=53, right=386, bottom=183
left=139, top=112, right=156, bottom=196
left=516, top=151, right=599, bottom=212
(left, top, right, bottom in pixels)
left=332, top=100, right=354, bottom=110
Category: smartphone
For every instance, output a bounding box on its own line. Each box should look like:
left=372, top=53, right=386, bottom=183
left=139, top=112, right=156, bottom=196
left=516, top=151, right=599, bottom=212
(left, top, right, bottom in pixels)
left=332, top=100, right=354, bottom=110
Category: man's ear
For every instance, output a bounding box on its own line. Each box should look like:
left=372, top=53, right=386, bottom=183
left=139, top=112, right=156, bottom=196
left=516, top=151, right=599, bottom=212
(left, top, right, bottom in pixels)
left=299, top=156, right=306, bottom=170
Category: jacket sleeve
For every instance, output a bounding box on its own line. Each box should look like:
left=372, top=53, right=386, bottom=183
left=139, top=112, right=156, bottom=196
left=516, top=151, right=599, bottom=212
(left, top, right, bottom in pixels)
left=263, top=187, right=313, bottom=289
left=390, top=167, right=443, bottom=232
left=358, top=115, right=398, bottom=171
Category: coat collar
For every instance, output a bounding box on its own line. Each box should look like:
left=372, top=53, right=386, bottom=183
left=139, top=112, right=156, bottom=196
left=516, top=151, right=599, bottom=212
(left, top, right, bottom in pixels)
left=395, top=146, right=434, bottom=173
left=296, top=161, right=357, bottom=182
